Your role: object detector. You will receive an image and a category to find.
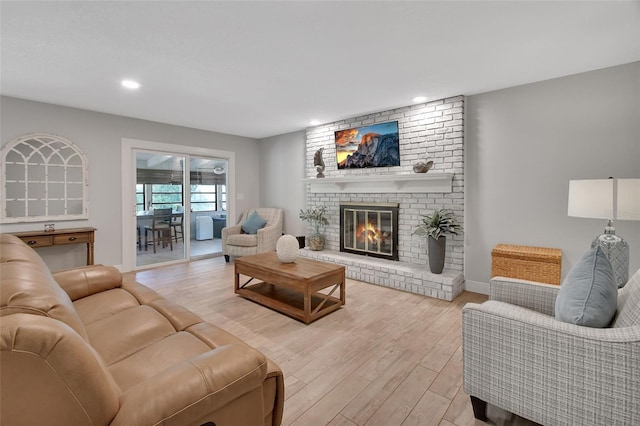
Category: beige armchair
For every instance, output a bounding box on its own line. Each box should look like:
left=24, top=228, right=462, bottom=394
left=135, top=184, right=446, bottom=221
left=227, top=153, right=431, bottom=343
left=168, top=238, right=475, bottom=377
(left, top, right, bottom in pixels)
left=222, top=208, right=283, bottom=262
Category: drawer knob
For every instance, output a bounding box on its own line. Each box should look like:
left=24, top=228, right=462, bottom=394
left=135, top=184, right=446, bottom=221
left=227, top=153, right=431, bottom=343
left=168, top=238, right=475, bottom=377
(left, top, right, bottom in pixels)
left=27, top=240, right=37, bottom=245
left=68, top=236, right=77, bottom=241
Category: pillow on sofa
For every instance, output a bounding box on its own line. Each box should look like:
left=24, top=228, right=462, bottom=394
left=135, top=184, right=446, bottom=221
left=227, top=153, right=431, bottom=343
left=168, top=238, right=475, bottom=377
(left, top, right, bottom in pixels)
left=555, top=246, right=617, bottom=328
left=242, top=211, right=267, bottom=234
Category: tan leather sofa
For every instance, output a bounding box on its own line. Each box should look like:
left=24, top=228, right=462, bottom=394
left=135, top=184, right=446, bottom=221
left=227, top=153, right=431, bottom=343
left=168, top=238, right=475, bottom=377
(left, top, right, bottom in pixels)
left=0, top=234, right=284, bottom=426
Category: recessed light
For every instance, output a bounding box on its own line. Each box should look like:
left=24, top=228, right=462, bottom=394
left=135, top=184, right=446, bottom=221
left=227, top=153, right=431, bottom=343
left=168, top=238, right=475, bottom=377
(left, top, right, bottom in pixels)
left=412, top=96, right=427, bottom=103
left=121, top=79, right=141, bottom=89
left=310, top=119, right=320, bottom=126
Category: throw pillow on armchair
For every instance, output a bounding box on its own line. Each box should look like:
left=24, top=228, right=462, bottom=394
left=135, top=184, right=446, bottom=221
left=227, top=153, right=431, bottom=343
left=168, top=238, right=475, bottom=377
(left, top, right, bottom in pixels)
left=241, top=211, right=267, bottom=234
left=555, top=245, right=617, bottom=328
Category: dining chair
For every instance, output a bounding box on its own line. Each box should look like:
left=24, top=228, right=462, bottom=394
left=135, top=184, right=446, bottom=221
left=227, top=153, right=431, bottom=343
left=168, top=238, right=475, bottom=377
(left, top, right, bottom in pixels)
left=171, top=213, right=184, bottom=243
left=144, top=208, right=173, bottom=253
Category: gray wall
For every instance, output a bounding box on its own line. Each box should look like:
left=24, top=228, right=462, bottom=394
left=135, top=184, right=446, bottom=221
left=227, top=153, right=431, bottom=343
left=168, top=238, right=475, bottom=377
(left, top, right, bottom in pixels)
left=465, top=62, right=640, bottom=288
left=0, top=96, right=261, bottom=270
left=258, top=130, right=306, bottom=236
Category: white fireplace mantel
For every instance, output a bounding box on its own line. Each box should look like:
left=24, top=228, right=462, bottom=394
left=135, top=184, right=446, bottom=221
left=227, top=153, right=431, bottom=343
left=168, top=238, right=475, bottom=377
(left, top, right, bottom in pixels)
left=302, top=173, right=454, bottom=194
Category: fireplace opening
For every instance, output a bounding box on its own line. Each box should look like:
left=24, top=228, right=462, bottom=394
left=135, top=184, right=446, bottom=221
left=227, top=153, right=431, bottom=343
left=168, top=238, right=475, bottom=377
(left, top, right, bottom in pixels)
left=340, top=203, right=399, bottom=261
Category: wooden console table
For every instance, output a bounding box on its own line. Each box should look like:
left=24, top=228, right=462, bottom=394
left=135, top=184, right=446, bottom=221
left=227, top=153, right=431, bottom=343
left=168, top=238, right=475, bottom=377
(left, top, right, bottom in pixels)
left=9, top=227, right=96, bottom=265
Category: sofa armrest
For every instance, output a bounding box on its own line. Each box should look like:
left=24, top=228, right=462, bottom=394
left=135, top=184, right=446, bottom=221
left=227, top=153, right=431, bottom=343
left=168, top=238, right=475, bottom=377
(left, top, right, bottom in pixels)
left=111, top=344, right=268, bottom=426
left=53, top=265, right=122, bottom=301
left=265, top=358, right=285, bottom=426
left=490, top=276, right=560, bottom=316
left=462, top=301, right=640, bottom=424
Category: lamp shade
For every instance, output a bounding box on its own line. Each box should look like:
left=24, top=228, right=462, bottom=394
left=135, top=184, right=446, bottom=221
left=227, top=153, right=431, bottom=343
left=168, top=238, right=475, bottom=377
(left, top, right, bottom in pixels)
left=568, top=178, right=640, bottom=221
left=568, top=179, right=613, bottom=219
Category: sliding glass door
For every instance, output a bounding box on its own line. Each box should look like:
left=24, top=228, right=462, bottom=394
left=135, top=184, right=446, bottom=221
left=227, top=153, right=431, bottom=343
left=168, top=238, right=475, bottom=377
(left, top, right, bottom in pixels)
left=135, top=151, right=187, bottom=267
left=133, top=151, right=228, bottom=268
left=121, top=138, right=235, bottom=272
left=189, top=156, right=228, bottom=259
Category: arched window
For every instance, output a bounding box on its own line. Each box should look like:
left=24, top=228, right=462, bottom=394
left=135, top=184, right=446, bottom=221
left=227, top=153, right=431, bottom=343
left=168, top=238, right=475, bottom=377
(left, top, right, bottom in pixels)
left=1, top=133, right=89, bottom=222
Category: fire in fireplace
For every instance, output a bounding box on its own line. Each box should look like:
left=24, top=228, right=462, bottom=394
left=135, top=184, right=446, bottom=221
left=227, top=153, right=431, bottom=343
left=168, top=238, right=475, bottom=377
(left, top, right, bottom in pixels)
left=340, top=203, right=399, bottom=261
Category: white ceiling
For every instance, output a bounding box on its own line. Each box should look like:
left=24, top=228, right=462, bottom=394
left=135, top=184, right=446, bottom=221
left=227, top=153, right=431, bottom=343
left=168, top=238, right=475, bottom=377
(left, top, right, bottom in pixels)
left=2, top=1, right=639, bottom=139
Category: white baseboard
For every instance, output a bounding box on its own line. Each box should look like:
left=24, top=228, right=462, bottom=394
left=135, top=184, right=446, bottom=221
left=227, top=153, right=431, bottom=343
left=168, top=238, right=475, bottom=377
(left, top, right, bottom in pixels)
left=464, top=280, right=489, bottom=295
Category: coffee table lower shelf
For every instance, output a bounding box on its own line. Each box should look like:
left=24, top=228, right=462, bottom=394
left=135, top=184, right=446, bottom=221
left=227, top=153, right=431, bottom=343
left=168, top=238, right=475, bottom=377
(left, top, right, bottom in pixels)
left=236, top=282, right=343, bottom=324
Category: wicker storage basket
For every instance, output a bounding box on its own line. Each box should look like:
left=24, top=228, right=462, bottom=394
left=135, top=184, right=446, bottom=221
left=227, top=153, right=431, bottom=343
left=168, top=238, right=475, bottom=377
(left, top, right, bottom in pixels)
left=491, top=244, right=562, bottom=285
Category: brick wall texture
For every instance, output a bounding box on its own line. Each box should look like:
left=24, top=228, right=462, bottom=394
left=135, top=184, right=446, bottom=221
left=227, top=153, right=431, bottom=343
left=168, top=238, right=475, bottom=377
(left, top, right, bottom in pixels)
left=305, top=96, right=464, bottom=270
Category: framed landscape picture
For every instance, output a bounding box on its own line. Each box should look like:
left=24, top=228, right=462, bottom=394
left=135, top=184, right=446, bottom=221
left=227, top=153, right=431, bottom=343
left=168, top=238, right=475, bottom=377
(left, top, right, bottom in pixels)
left=335, top=121, right=400, bottom=169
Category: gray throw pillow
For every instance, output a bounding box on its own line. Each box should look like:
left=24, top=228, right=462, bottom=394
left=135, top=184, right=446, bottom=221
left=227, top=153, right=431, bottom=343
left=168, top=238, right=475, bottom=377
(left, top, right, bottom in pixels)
left=241, top=211, right=267, bottom=235
left=555, top=246, right=617, bottom=328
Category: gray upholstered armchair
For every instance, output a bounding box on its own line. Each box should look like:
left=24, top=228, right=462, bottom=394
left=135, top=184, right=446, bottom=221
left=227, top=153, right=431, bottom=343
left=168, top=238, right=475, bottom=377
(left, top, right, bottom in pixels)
left=462, top=269, right=640, bottom=425
left=222, top=208, right=283, bottom=262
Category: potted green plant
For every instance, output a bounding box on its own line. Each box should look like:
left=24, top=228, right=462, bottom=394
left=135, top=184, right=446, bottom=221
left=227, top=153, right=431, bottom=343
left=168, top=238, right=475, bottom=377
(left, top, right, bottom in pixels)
left=299, top=206, right=329, bottom=251
left=413, top=208, right=461, bottom=274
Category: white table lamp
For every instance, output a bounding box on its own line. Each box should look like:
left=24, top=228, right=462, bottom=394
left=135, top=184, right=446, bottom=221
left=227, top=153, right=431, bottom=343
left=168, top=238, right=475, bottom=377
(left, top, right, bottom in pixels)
left=568, top=178, right=640, bottom=287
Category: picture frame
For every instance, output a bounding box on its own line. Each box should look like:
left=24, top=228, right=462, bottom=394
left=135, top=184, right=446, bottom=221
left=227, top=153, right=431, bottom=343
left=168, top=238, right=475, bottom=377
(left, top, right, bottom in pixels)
left=335, top=121, right=400, bottom=169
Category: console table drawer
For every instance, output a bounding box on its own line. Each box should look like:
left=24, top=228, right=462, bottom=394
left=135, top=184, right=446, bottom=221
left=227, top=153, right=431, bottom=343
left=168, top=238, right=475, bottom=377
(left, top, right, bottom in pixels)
left=7, top=227, right=96, bottom=266
left=54, top=233, right=91, bottom=245
left=19, top=235, right=53, bottom=248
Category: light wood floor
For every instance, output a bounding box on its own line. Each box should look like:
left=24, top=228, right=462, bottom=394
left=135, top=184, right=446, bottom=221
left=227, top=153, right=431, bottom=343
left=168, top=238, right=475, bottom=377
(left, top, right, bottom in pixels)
left=123, top=256, right=537, bottom=426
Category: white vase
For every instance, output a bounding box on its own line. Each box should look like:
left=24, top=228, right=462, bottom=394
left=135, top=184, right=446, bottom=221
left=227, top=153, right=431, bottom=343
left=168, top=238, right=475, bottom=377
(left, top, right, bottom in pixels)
left=276, top=235, right=300, bottom=263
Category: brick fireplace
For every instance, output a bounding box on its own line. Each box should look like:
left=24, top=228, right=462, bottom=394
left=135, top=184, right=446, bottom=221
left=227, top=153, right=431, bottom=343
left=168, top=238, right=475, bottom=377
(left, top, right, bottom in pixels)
left=301, top=96, right=465, bottom=301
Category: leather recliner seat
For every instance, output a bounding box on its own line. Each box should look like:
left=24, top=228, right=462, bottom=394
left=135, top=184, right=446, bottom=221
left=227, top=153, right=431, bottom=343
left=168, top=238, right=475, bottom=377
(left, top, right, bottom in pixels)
left=0, top=234, right=284, bottom=426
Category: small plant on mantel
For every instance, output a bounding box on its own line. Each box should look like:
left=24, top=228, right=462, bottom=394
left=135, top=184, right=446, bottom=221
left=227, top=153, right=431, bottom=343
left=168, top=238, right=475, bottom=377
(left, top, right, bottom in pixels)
left=413, top=209, right=461, bottom=274
left=299, top=206, right=329, bottom=251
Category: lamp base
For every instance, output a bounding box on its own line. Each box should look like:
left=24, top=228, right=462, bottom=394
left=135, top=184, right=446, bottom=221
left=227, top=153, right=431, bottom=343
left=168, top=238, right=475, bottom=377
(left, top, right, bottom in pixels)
left=591, top=232, right=629, bottom=288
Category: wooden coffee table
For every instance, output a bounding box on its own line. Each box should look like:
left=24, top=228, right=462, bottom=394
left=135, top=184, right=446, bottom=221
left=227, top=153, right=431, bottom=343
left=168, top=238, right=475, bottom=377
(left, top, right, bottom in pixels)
left=234, top=252, right=346, bottom=324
